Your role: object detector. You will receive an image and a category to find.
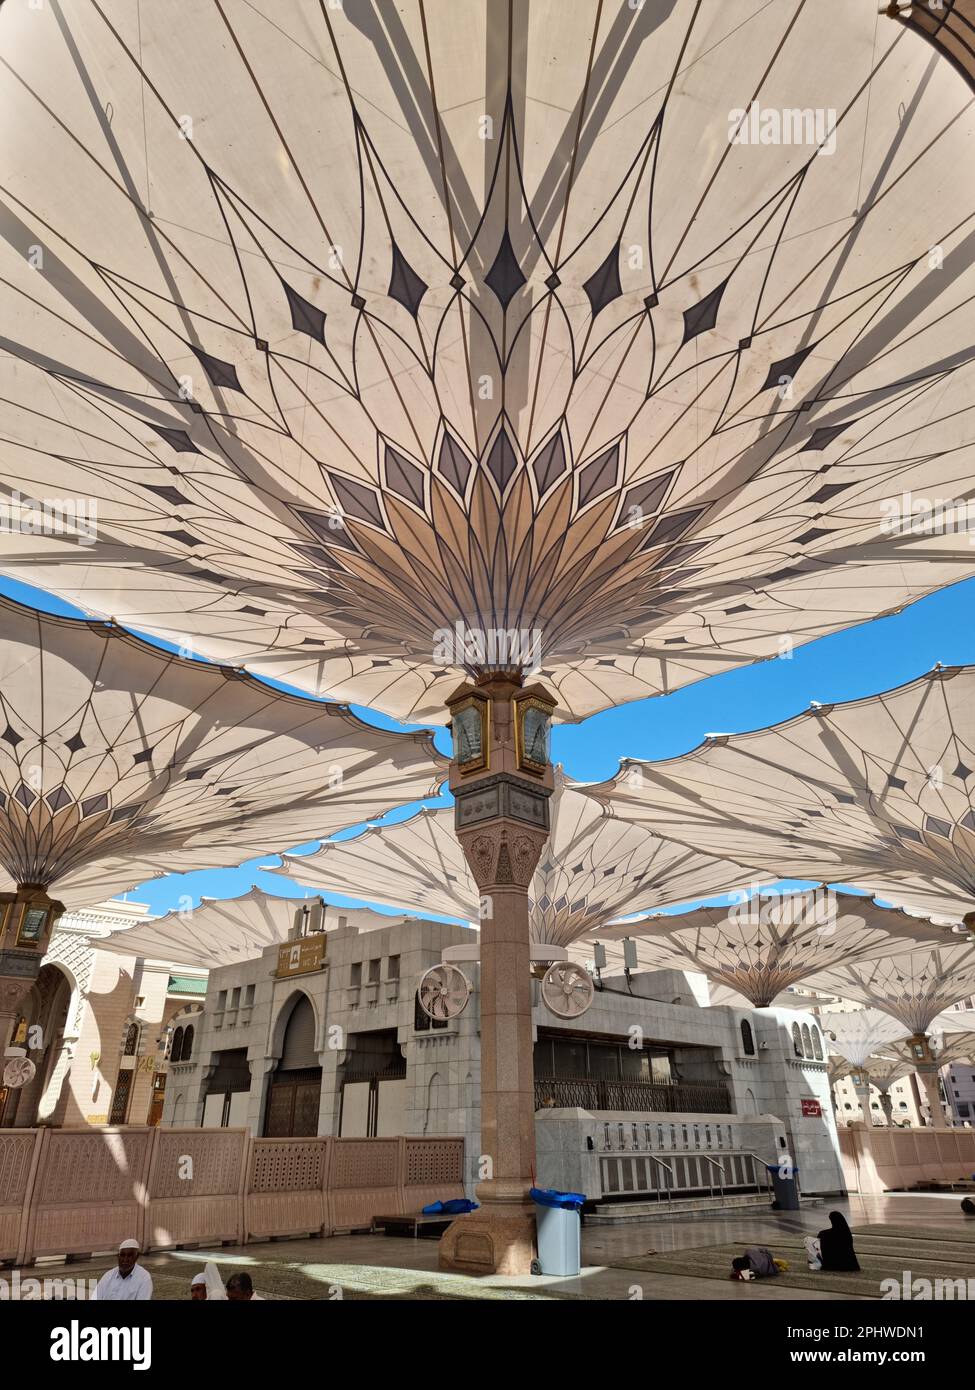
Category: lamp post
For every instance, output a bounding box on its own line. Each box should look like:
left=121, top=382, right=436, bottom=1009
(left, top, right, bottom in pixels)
left=438, top=675, right=555, bottom=1276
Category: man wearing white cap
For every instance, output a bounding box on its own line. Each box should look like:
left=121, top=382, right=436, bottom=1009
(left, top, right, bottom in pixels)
left=93, top=1239, right=153, bottom=1300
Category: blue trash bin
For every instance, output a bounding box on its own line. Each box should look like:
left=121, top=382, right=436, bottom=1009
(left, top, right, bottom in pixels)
left=530, top=1187, right=585, bottom=1276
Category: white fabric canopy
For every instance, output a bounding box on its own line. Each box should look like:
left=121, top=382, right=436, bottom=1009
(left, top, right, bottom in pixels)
left=276, top=767, right=764, bottom=948
left=808, top=941, right=975, bottom=1035
left=1, top=2, right=974, bottom=720
left=94, top=887, right=396, bottom=970
left=587, top=666, right=975, bottom=922
left=0, top=593, right=445, bottom=907
left=820, top=1009, right=910, bottom=1069
left=591, top=891, right=948, bottom=1008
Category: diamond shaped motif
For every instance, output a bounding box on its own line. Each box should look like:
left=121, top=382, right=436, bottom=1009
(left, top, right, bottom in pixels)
left=582, top=241, right=623, bottom=318
left=388, top=242, right=428, bottom=318
left=2, top=723, right=22, bottom=747
left=484, top=229, right=526, bottom=310
left=681, top=278, right=728, bottom=343
left=802, top=421, right=855, bottom=451
left=192, top=347, right=242, bottom=392
left=761, top=343, right=816, bottom=391
left=151, top=424, right=199, bottom=454
left=486, top=431, right=518, bottom=491
left=281, top=276, right=327, bottom=344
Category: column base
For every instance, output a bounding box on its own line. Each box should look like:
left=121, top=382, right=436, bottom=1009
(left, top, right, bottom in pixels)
left=438, top=1206, right=536, bottom=1276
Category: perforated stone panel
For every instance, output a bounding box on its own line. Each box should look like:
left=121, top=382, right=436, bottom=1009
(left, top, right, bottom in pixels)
left=149, top=1128, right=246, bottom=1198
left=0, top=1131, right=37, bottom=1205
left=404, top=1138, right=463, bottom=1188
left=329, top=1137, right=398, bottom=1189
left=250, top=1139, right=326, bottom=1194
left=37, top=1129, right=151, bottom=1204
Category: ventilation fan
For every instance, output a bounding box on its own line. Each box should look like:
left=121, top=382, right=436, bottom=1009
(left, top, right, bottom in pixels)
left=418, top=963, right=471, bottom=1021
left=541, top=961, right=594, bottom=1019
left=3, top=1051, right=36, bottom=1089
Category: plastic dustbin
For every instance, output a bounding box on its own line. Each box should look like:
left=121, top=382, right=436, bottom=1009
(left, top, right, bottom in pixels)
left=767, top=1164, right=800, bottom=1211
left=530, top=1187, right=584, bottom=1276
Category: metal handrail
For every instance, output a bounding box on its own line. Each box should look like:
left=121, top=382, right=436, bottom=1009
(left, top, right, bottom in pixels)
left=698, top=1152, right=725, bottom=1198
left=737, top=1151, right=785, bottom=1195
left=645, top=1152, right=675, bottom=1202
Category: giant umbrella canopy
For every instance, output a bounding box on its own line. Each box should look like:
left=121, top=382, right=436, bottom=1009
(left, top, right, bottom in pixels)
left=0, top=1, right=974, bottom=718
left=807, top=941, right=975, bottom=1124
left=821, top=1007, right=909, bottom=1120
left=0, top=593, right=444, bottom=1051
left=4, top=0, right=975, bottom=1270
left=587, top=667, right=975, bottom=924
left=93, top=887, right=397, bottom=972
left=276, top=766, right=762, bottom=948
left=590, top=892, right=948, bottom=1009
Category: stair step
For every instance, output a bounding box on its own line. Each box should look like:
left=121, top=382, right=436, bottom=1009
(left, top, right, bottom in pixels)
left=588, top=1193, right=771, bottom=1223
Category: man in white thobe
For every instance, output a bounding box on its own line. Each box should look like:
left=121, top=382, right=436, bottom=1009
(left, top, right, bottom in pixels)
left=93, top=1238, right=153, bottom=1300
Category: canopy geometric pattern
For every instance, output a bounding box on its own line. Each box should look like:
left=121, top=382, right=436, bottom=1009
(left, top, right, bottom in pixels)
left=820, top=1009, right=909, bottom=1070
left=835, top=1054, right=911, bottom=1093
left=591, top=892, right=947, bottom=1008
left=0, top=593, right=445, bottom=908
left=276, top=768, right=762, bottom=949
left=93, top=888, right=394, bottom=970
left=808, top=942, right=975, bottom=1035
left=2, top=3, right=975, bottom=721
left=587, top=666, right=975, bottom=921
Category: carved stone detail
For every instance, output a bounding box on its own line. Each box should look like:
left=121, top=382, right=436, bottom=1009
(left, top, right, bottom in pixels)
left=457, top=823, right=547, bottom=891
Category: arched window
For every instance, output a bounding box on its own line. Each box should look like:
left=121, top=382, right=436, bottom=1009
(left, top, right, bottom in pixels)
left=181, top=1024, right=194, bottom=1061
left=792, top=1023, right=803, bottom=1058
left=811, top=1026, right=823, bottom=1061
left=123, top=1022, right=139, bottom=1056
left=801, top=1024, right=812, bottom=1058
left=740, top=1019, right=755, bottom=1056
left=171, top=1026, right=184, bottom=1062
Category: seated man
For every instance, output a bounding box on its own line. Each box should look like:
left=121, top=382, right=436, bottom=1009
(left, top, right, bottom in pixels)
left=94, top=1239, right=153, bottom=1300
left=226, top=1272, right=265, bottom=1301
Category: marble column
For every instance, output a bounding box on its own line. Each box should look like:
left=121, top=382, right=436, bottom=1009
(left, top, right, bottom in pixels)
left=439, top=676, right=554, bottom=1276
left=910, top=1034, right=948, bottom=1127
left=852, top=1076, right=874, bottom=1126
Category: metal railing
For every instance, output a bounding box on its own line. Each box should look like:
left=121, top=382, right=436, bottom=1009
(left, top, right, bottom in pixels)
left=535, top=1077, right=732, bottom=1114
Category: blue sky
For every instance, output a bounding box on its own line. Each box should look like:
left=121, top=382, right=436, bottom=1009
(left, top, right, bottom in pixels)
left=3, top=572, right=974, bottom=920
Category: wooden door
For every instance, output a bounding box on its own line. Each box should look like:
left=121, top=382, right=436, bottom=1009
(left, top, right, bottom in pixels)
left=148, top=1072, right=166, bottom=1126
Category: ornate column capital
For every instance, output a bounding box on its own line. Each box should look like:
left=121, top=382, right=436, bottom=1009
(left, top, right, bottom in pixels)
left=457, top=819, right=548, bottom=892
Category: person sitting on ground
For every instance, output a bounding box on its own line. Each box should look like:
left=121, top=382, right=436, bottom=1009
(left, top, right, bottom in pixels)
left=730, top=1246, right=779, bottom=1280
left=93, top=1238, right=153, bottom=1300
left=191, top=1263, right=227, bottom=1299
left=226, top=1271, right=264, bottom=1301
left=804, top=1211, right=860, bottom=1272
left=961, top=1197, right=975, bottom=1216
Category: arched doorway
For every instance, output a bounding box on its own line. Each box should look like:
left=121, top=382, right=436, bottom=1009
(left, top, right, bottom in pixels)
left=264, top=994, right=321, bottom=1137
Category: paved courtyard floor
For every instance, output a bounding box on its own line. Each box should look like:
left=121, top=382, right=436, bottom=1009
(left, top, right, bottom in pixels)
left=25, top=1191, right=975, bottom=1301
